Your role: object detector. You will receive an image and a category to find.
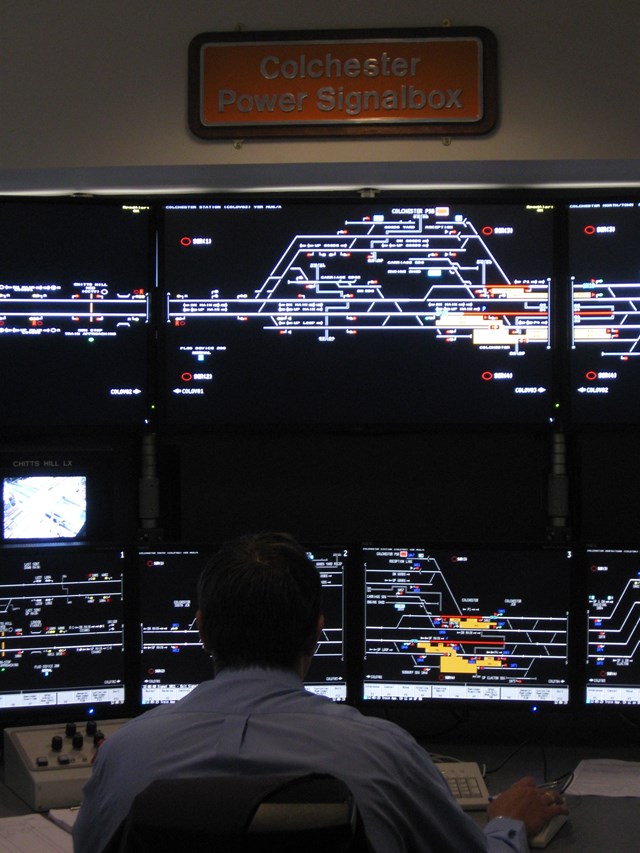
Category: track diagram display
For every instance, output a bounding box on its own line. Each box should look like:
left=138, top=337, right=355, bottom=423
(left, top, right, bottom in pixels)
left=0, top=201, right=152, bottom=427
left=569, top=201, right=640, bottom=423
left=161, top=200, right=555, bottom=426
left=138, top=548, right=211, bottom=705
left=0, top=546, right=125, bottom=710
left=363, top=545, right=570, bottom=704
left=304, top=546, right=347, bottom=699
left=585, top=548, right=640, bottom=705
left=139, top=546, right=347, bottom=704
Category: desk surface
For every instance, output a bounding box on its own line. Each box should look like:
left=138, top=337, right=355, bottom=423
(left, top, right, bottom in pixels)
left=1, top=743, right=639, bottom=851
left=0, top=774, right=31, bottom=820
left=433, top=741, right=640, bottom=852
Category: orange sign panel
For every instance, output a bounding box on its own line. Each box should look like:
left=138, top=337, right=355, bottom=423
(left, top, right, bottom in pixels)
left=189, top=28, right=497, bottom=138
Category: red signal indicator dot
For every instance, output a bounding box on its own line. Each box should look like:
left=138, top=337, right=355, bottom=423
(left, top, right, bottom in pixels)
left=181, top=372, right=193, bottom=382
left=584, top=225, right=596, bottom=235
left=180, top=237, right=192, bottom=247
left=482, top=226, right=494, bottom=236
left=481, top=371, right=493, bottom=381
left=585, top=371, right=597, bottom=381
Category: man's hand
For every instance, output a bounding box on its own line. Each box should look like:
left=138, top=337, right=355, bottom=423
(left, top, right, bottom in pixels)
left=487, top=776, right=569, bottom=837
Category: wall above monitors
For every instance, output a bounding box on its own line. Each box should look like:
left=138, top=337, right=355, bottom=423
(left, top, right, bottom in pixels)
left=0, top=543, right=125, bottom=714
left=569, top=201, right=640, bottom=424
left=0, top=199, right=153, bottom=429
left=160, top=199, right=555, bottom=427
left=362, top=544, right=571, bottom=705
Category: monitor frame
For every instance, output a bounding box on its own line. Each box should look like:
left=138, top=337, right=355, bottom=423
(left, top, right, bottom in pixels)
left=157, top=192, right=559, bottom=431
left=0, top=196, right=155, bottom=432
left=0, top=451, right=115, bottom=544
left=358, top=541, right=573, bottom=711
left=0, top=541, right=129, bottom=727
left=135, top=542, right=351, bottom=709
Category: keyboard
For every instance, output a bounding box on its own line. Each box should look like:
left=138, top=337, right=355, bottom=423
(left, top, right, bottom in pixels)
left=436, top=760, right=568, bottom=848
left=436, top=761, right=491, bottom=810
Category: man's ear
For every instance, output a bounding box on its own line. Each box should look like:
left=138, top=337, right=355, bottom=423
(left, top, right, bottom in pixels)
left=196, top=609, right=210, bottom=652
left=300, top=614, right=325, bottom=678
left=309, top=614, right=324, bottom=655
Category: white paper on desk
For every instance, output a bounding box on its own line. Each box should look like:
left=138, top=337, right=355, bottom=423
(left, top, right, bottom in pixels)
left=0, top=813, right=73, bottom=852
left=47, top=808, right=78, bottom=833
left=565, top=758, right=640, bottom=797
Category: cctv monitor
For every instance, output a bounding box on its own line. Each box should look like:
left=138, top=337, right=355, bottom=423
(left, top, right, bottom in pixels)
left=0, top=452, right=114, bottom=543
left=2, top=475, right=87, bottom=541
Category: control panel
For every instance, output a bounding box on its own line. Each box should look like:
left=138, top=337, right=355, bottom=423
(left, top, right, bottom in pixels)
left=4, top=718, right=128, bottom=811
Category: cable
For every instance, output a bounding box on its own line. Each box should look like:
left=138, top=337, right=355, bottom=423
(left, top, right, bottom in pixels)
left=485, top=740, right=530, bottom=776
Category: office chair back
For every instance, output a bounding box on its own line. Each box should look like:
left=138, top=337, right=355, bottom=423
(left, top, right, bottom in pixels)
left=104, top=772, right=368, bottom=852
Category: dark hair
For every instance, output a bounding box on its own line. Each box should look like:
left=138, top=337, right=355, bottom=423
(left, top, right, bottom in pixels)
left=197, top=532, right=322, bottom=671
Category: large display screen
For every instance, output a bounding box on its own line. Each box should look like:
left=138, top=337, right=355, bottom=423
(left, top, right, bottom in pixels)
left=160, top=199, right=555, bottom=426
left=0, top=200, right=152, bottom=428
left=138, top=545, right=347, bottom=705
left=585, top=547, right=640, bottom=705
left=569, top=200, right=640, bottom=423
left=362, top=544, right=571, bottom=705
left=0, top=544, right=125, bottom=711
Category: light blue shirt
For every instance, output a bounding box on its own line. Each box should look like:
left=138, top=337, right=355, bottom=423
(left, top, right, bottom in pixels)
left=73, top=668, right=526, bottom=853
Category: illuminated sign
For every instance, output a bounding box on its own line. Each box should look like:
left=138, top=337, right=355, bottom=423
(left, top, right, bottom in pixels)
left=189, top=27, right=497, bottom=139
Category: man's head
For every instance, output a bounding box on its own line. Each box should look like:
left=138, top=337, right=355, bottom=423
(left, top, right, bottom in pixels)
left=196, top=532, right=323, bottom=674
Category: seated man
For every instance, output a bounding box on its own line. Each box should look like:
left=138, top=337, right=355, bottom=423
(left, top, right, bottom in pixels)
left=73, top=532, right=567, bottom=853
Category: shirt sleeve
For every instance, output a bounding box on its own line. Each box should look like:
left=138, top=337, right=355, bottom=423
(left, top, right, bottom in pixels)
left=484, top=817, right=529, bottom=852
left=353, top=722, right=529, bottom=853
left=348, top=722, right=510, bottom=853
